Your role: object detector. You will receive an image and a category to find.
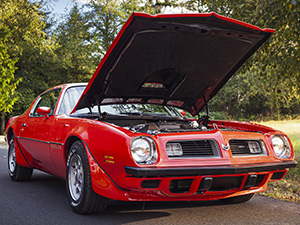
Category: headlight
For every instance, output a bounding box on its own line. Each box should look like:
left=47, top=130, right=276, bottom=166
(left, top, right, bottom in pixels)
left=131, top=137, right=157, bottom=164
left=272, top=135, right=291, bottom=158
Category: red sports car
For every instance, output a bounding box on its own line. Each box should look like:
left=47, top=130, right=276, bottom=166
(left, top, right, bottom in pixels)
left=5, top=12, right=297, bottom=214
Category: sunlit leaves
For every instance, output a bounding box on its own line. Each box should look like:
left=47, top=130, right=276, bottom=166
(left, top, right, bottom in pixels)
left=1, top=0, right=59, bottom=115
left=186, top=0, right=300, bottom=119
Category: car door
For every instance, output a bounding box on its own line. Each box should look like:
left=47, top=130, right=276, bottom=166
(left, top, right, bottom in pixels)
left=18, top=88, right=61, bottom=172
left=48, top=85, right=86, bottom=177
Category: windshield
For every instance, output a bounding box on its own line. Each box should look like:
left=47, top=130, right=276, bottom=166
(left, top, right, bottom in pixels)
left=74, top=104, right=181, bottom=117
left=59, top=86, right=182, bottom=117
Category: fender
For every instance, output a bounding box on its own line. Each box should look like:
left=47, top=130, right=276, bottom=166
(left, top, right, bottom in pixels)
left=5, top=116, right=19, bottom=132
left=81, top=140, right=129, bottom=201
left=6, top=131, right=33, bottom=168
left=14, top=137, right=33, bottom=168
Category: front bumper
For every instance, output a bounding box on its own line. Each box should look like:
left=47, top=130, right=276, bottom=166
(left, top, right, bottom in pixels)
left=120, top=160, right=297, bottom=201
left=125, top=160, right=297, bottom=177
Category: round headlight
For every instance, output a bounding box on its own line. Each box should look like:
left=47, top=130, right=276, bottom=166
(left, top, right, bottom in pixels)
left=272, top=135, right=291, bottom=158
left=131, top=137, right=157, bottom=164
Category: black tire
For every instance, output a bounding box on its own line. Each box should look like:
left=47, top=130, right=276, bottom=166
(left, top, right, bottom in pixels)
left=8, top=135, right=33, bottom=181
left=66, top=141, right=108, bottom=214
left=220, top=193, right=254, bottom=204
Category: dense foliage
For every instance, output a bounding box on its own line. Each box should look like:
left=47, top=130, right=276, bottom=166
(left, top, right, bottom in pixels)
left=0, top=0, right=299, bottom=133
left=184, top=0, right=300, bottom=120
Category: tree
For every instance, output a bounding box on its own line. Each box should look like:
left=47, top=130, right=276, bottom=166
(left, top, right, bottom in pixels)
left=1, top=0, right=59, bottom=117
left=0, top=36, right=21, bottom=134
left=142, top=0, right=181, bottom=14
left=86, top=0, right=147, bottom=60
left=51, top=0, right=182, bottom=87
left=0, top=1, right=22, bottom=133
left=185, top=0, right=300, bottom=120
left=54, top=4, right=95, bottom=84
left=52, top=0, right=152, bottom=86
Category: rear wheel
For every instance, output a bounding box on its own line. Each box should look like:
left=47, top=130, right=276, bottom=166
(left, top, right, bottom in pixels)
left=66, top=141, right=108, bottom=214
left=8, top=135, right=33, bottom=181
left=220, top=193, right=254, bottom=204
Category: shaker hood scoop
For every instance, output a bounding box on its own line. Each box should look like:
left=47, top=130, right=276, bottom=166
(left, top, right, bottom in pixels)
left=72, top=12, right=274, bottom=115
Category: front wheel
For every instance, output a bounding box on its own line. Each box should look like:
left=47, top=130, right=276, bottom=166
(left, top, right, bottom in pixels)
left=66, top=141, right=108, bottom=214
left=220, top=193, right=254, bottom=204
left=8, top=135, right=33, bottom=181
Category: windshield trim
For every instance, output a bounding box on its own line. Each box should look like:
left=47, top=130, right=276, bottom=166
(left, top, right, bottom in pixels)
left=73, top=103, right=183, bottom=118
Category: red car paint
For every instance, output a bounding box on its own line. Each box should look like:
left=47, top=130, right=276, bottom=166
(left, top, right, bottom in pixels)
left=5, top=82, right=296, bottom=202
left=5, top=13, right=296, bottom=212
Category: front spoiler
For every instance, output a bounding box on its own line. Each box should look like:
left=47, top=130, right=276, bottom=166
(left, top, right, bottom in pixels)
left=125, top=160, right=297, bottom=178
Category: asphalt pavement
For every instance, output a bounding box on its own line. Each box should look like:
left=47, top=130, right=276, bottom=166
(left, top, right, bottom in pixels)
left=0, top=143, right=300, bottom=225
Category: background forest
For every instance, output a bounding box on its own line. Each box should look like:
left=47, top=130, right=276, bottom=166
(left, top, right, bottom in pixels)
left=0, top=0, right=299, bottom=134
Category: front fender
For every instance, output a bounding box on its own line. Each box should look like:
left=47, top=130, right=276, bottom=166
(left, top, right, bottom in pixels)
left=82, top=140, right=129, bottom=201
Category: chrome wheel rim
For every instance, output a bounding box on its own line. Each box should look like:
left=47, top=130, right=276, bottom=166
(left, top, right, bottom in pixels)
left=8, top=140, right=16, bottom=174
left=68, top=153, right=84, bottom=201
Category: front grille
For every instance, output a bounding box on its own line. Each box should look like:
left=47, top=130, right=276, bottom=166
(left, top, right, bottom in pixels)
left=167, top=140, right=220, bottom=158
left=271, top=171, right=285, bottom=180
left=168, top=174, right=266, bottom=194
left=169, top=179, right=193, bottom=193
left=229, top=139, right=267, bottom=156
left=243, top=174, right=266, bottom=189
left=255, top=174, right=266, bottom=186
left=210, top=176, right=243, bottom=191
left=141, top=180, right=160, bottom=189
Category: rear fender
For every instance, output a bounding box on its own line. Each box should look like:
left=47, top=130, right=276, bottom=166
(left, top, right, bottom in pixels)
left=7, top=131, right=32, bottom=168
left=5, top=116, right=19, bottom=135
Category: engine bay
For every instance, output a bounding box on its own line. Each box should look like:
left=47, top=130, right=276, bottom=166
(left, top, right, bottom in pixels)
left=125, top=120, right=207, bottom=134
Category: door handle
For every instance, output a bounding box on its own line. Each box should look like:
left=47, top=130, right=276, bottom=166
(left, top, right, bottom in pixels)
left=22, top=123, right=27, bottom=127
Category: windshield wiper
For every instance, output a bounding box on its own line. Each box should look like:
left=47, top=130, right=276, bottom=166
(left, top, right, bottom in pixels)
left=120, top=112, right=174, bottom=118
left=120, top=112, right=143, bottom=116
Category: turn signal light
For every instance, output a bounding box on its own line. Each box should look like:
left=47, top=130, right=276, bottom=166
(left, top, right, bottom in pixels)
left=104, top=155, right=115, bottom=163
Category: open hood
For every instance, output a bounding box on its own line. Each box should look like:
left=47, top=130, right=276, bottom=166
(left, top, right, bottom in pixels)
left=73, top=12, right=274, bottom=116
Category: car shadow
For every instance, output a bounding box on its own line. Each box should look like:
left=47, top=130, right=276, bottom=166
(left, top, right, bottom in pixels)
left=11, top=170, right=234, bottom=224
left=28, top=170, right=67, bottom=196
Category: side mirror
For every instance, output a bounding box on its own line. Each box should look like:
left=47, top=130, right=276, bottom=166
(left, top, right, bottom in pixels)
left=36, top=107, right=51, bottom=119
left=179, top=110, right=186, bottom=116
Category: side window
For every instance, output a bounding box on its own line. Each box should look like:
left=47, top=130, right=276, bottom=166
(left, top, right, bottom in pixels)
left=58, top=86, right=85, bottom=115
left=32, top=89, right=61, bottom=117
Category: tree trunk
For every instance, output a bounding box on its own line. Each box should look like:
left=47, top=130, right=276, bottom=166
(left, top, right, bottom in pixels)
left=227, top=99, right=232, bottom=116
left=0, top=113, right=5, bottom=135
left=270, top=105, right=273, bottom=119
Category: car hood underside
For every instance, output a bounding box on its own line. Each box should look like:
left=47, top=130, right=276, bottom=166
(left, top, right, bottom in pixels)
left=73, top=12, right=274, bottom=116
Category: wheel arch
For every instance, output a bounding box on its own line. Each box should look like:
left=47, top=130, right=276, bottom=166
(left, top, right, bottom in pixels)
left=63, top=134, right=129, bottom=201
left=64, top=135, right=82, bottom=163
left=6, top=127, right=32, bottom=169
left=6, top=128, right=14, bottom=143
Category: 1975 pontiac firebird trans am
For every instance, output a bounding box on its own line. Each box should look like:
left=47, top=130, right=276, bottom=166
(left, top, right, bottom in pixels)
left=5, top=12, right=297, bottom=214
